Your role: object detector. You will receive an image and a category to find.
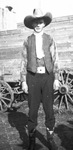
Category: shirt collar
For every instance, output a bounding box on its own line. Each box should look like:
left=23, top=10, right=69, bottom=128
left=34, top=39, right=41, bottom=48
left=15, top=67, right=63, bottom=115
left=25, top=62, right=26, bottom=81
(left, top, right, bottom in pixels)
left=34, top=31, right=43, bottom=36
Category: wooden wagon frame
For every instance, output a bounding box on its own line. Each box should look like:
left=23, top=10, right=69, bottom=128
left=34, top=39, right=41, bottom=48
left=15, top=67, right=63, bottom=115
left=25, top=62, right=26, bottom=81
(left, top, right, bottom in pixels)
left=0, top=29, right=28, bottom=112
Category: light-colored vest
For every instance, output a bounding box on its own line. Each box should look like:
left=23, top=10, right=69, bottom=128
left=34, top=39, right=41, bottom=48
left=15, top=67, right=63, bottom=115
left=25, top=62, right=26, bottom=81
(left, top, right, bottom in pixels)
left=27, top=33, right=54, bottom=73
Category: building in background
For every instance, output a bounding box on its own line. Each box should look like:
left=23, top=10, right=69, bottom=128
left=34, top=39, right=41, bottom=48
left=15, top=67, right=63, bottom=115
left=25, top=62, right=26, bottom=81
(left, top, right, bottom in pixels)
left=0, top=6, right=17, bottom=31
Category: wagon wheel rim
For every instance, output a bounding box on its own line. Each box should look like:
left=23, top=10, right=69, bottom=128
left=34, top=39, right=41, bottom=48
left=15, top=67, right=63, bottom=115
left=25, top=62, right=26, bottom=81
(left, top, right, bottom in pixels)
left=54, top=69, right=73, bottom=110
left=0, top=80, right=14, bottom=112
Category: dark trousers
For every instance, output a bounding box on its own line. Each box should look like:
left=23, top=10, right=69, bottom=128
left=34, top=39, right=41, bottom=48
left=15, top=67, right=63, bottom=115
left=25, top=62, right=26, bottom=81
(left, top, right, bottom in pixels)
left=27, top=71, right=55, bottom=132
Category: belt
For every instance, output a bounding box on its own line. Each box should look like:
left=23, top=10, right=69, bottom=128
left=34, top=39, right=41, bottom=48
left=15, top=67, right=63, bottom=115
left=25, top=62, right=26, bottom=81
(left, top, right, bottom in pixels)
left=36, top=66, right=46, bottom=74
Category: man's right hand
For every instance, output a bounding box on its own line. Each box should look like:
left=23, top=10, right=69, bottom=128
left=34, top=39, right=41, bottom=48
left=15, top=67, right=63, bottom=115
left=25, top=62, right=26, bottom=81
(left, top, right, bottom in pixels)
left=22, top=81, right=28, bottom=93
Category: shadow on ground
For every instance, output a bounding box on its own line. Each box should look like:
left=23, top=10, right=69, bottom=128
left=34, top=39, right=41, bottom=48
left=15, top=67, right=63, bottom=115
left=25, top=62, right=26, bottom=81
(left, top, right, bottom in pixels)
left=8, top=111, right=28, bottom=149
left=7, top=111, right=49, bottom=150
left=55, top=121, right=73, bottom=150
left=7, top=107, right=73, bottom=150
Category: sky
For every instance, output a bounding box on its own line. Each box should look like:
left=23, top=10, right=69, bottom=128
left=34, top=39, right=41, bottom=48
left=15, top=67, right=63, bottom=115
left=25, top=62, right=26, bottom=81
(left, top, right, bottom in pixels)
left=0, top=0, right=73, bottom=23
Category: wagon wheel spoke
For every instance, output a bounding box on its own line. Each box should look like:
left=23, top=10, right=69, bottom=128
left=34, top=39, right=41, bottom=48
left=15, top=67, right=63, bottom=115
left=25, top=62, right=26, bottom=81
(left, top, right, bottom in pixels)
left=54, top=95, right=60, bottom=103
left=64, top=94, right=69, bottom=109
left=68, top=89, right=73, bottom=95
left=1, top=96, right=11, bottom=101
left=0, top=88, right=5, bottom=93
left=2, top=92, right=11, bottom=97
left=1, top=98, right=9, bottom=107
left=59, top=95, right=64, bottom=110
left=70, top=85, right=73, bottom=88
left=60, top=72, right=64, bottom=84
left=0, top=102, right=3, bottom=111
left=68, top=92, right=73, bottom=95
left=69, top=79, right=73, bottom=84
left=0, top=102, right=7, bottom=111
left=66, top=72, right=69, bottom=84
left=54, top=91, right=58, bottom=95
left=67, top=93, right=73, bottom=104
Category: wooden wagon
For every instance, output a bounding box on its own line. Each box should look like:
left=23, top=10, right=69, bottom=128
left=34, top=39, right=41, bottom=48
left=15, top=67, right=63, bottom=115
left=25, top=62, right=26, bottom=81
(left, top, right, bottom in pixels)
left=0, top=28, right=29, bottom=112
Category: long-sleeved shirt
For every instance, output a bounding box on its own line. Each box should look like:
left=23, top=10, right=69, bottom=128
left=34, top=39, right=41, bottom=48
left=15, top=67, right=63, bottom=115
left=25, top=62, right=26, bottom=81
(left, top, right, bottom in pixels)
left=21, top=32, right=58, bottom=82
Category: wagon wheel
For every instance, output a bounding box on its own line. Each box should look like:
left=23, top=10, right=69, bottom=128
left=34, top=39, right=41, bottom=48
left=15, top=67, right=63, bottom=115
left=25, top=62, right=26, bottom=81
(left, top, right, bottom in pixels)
left=11, top=84, right=27, bottom=109
left=0, top=80, right=14, bottom=112
left=54, top=69, right=73, bottom=111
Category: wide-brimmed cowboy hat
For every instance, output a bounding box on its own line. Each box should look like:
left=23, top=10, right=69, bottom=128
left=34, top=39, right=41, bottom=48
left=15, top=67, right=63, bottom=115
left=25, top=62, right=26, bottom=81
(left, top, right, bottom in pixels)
left=24, top=9, right=52, bottom=29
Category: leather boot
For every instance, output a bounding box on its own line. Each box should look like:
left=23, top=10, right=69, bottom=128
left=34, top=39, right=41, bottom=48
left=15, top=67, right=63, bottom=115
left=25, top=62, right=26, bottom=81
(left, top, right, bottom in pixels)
left=28, top=129, right=36, bottom=150
left=46, top=128, right=58, bottom=150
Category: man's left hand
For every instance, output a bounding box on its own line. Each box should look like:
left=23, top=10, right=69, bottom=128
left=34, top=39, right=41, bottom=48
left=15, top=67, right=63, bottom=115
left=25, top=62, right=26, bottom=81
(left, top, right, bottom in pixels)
left=53, top=79, right=60, bottom=90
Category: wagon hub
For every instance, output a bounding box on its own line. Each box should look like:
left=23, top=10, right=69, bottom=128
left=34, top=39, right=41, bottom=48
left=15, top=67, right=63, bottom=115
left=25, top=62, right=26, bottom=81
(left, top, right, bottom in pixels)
left=59, top=84, right=69, bottom=95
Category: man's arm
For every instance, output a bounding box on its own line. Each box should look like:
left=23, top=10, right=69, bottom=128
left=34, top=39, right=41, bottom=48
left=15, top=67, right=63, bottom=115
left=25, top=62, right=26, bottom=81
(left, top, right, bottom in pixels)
left=50, top=39, right=59, bottom=79
left=21, top=40, right=28, bottom=93
left=50, top=39, right=60, bottom=90
left=21, top=41, right=27, bottom=81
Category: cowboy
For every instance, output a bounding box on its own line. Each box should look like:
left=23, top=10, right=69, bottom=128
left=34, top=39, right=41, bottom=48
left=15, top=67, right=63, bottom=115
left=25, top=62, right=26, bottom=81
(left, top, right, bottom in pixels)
left=21, top=8, right=58, bottom=150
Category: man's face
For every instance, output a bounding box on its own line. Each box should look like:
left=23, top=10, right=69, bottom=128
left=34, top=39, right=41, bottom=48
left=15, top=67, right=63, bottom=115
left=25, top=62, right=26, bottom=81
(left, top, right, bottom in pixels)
left=33, top=19, right=45, bottom=33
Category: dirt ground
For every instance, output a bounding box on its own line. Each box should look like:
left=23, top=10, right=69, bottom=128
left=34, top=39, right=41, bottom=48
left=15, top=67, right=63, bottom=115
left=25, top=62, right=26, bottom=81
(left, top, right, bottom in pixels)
left=0, top=101, right=73, bottom=150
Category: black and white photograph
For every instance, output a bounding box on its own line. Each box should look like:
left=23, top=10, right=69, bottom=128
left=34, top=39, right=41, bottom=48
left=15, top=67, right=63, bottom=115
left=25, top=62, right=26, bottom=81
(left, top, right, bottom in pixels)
left=0, top=0, right=73, bottom=150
